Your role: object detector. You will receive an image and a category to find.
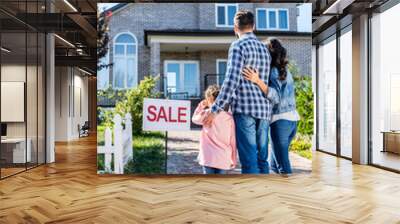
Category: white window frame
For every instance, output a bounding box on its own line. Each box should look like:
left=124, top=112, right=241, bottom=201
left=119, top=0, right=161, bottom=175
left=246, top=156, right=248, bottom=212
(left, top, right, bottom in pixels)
left=163, top=60, right=200, bottom=97
left=216, top=59, right=227, bottom=84
left=112, top=31, right=138, bottom=89
left=256, top=8, right=290, bottom=31
left=215, top=3, right=238, bottom=28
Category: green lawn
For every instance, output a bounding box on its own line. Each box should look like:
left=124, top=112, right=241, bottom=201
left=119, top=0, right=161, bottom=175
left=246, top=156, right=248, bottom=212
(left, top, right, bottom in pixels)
left=97, top=125, right=165, bottom=174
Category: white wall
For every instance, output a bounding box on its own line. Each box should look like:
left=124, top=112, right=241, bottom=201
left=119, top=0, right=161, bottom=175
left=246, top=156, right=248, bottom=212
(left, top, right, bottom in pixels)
left=1, top=63, right=46, bottom=164
left=1, top=65, right=26, bottom=139
left=55, top=67, right=89, bottom=141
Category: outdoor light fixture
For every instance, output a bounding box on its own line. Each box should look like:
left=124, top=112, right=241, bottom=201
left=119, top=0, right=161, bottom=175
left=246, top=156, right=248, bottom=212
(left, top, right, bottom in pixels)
left=54, top=34, right=75, bottom=48
left=1, top=47, right=11, bottom=53
left=63, top=0, right=78, bottom=12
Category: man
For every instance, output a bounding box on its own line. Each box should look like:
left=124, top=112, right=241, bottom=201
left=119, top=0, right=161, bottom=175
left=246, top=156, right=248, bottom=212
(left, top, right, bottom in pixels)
left=204, top=10, right=272, bottom=174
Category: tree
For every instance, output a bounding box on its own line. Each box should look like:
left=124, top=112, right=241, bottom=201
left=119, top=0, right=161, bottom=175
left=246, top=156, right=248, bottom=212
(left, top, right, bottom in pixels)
left=97, top=9, right=112, bottom=71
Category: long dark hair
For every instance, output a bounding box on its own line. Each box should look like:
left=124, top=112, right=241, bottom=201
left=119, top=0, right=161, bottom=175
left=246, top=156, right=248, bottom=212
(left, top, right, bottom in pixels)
left=268, top=38, right=289, bottom=80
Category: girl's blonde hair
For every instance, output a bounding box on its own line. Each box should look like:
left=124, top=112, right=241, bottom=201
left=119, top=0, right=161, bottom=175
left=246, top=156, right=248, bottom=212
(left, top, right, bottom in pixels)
left=205, top=85, right=220, bottom=100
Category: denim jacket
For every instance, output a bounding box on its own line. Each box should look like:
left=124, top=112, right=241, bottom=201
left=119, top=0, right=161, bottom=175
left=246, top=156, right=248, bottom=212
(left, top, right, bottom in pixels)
left=267, top=67, right=297, bottom=115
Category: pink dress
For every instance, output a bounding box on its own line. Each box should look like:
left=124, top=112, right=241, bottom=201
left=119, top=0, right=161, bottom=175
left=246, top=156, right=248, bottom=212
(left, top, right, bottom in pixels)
left=192, top=102, right=237, bottom=170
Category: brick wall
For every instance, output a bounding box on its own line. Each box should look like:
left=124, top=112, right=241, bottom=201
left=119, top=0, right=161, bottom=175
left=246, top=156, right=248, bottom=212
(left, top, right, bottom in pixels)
left=109, top=3, right=200, bottom=82
left=279, top=37, right=312, bottom=76
left=107, top=3, right=310, bottom=90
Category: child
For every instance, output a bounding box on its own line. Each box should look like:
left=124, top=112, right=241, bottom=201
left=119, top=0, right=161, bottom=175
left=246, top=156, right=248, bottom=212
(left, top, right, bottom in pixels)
left=192, top=85, right=237, bottom=174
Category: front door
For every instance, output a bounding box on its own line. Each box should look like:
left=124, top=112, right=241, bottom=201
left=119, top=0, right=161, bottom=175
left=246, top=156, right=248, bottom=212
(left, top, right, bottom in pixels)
left=164, top=61, right=200, bottom=98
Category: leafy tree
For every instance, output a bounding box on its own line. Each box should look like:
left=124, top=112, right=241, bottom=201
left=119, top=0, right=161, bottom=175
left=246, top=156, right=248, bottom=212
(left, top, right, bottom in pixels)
left=97, top=9, right=112, bottom=71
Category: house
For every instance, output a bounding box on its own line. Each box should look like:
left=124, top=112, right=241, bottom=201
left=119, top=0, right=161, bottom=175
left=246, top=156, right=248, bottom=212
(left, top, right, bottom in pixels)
left=97, top=3, right=311, bottom=104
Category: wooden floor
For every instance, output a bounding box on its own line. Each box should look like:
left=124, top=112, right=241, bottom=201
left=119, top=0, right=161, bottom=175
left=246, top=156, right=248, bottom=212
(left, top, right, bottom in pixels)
left=0, top=135, right=400, bottom=223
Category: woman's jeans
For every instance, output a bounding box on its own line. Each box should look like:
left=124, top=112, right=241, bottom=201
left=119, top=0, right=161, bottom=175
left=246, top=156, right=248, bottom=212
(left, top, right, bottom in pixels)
left=270, top=120, right=297, bottom=174
left=234, top=114, right=270, bottom=174
left=203, top=166, right=226, bottom=174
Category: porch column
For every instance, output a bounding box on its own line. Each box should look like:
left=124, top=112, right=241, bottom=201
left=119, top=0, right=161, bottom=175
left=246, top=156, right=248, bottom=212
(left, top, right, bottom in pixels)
left=150, top=42, right=161, bottom=76
left=352, top=14, right=369, bottom=164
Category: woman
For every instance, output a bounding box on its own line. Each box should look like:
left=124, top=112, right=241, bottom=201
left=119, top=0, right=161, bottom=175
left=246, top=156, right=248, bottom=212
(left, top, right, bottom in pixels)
left=242, top=38, right=299, bottom=174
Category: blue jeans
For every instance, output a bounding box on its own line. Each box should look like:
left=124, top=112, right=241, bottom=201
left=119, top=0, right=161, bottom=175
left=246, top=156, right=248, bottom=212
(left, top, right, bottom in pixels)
left=270, top=120, right=297, bottom=174
left=203, top=166, right=226, bottom=174
left=234, top=114, right=269, bottom=174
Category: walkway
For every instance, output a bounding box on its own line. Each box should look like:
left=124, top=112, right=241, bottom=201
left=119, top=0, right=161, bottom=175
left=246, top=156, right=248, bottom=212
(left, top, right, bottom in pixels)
left=167, top=130, right=311, bottom=174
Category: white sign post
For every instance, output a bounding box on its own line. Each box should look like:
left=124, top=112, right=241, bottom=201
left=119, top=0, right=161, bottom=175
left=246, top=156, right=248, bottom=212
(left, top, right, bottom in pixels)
left=142, top=98, right=191, bottom=173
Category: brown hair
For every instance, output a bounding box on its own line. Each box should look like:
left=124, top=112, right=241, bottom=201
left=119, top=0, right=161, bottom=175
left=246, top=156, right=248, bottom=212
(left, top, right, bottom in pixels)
left=266, top=38, right=289, bottom=80
left=205, top=85, right=220, bottom=100
left=234, top=9, right=254, bottom=30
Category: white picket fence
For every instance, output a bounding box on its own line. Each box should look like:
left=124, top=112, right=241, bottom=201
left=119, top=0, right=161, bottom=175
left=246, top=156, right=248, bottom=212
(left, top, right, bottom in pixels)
left=98, top=113, right=133, bottom=174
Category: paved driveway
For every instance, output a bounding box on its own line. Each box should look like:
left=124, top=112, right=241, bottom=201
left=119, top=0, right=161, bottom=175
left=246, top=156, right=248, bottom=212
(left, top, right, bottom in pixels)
left=167, top=130, right=312, bottom=174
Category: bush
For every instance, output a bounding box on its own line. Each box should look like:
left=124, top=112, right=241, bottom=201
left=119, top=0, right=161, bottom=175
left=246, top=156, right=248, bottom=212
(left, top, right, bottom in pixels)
left=114, top=76, right=160, bottom=134
left=289, top=134, right=312, bottom=160
left=289, top=63, right=314, bottom=136
left=97, top=107, right=115, bottom=128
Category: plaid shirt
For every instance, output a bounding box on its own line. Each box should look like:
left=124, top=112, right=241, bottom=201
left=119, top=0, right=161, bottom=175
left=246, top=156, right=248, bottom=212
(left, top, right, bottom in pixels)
left=211, top=32, right=272, bottom=120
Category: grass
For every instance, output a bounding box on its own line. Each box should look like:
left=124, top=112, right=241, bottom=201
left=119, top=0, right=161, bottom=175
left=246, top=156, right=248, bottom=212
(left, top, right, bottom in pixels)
left=97, top=125, right=165, bottom=174
left=125, top=132, right=165, bottom=174
left=133, top=132, right=165, bottom=150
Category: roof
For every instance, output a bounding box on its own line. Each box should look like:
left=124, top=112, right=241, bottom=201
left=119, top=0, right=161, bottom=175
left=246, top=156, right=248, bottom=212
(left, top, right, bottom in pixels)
left=100, top=3, right=128, bottom=17
left=107, top=3, right=128, bottom=12
left=144, top=29, right=312, bottom=46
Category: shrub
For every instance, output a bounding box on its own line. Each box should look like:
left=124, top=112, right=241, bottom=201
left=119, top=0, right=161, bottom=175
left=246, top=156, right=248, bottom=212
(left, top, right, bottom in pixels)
left=289, top=134, right=312, bottom=160
left=288, top=63, right=314, bottom=136
left=114, top=76, right=160, bottom=134
left=97, top=107, right=115, bottom=128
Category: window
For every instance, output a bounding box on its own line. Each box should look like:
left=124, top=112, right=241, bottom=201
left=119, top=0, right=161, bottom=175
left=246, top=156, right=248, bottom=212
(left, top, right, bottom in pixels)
left=113, top=32, right=137, bottom=89
left=216, top=59, right=227, bottom=86
left=256, top=8, right=289, bottom=30
left=164, top=61, right=200, bottom=97
left=339, top=28, right=352, bottom=158
left=317, top=35, right=337, bottom=155
left=278, top=10, right=288, bottom=29
left=216, top=4, right=237, bottom=27
left=370, top=3, right=400, bottom=171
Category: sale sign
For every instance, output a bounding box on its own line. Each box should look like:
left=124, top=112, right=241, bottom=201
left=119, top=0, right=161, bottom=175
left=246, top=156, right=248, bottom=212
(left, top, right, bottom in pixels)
left=143, top=98, right=191, bottom=132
